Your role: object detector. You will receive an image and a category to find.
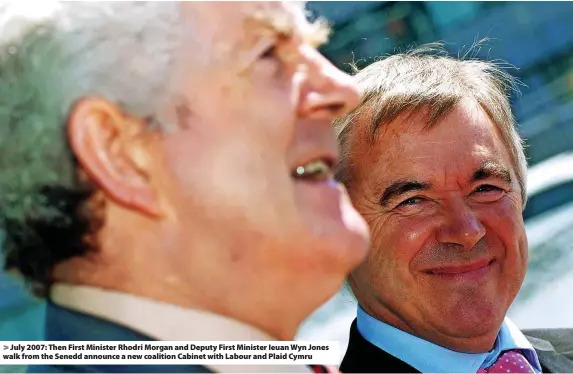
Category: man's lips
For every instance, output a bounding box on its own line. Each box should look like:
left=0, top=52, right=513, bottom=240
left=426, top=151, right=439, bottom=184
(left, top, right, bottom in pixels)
left=424, top=259, right=495, bottom=275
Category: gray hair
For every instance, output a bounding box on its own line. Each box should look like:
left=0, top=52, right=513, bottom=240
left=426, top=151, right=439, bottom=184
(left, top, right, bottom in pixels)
left=0, top=2, right=183, bottom=292
left=334, top=44, right=528, bottom=206
left=0, top=1, right=181, bottom=224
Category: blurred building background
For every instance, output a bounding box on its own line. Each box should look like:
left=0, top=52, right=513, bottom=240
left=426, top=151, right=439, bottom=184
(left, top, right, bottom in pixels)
left=308, top=1, right=573, bottom=165
left=0, top=1, right=572, bottom=368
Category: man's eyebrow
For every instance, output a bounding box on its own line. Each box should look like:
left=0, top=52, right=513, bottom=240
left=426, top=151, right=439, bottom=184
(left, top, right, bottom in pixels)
left=249, top=11, right=293, bottom=38
left=380, top=180, right=432, bottom=207
left=247, top=9, right=330, bottom=48
left=471, top=161, right=512, bottom=185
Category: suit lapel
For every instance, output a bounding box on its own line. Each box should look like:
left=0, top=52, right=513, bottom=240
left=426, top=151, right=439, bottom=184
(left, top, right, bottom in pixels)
left=340, top=321, right=573, bottom=374
left=524, top=329, right=573, bottom=373
left=340, top=319, right=419, bottom=373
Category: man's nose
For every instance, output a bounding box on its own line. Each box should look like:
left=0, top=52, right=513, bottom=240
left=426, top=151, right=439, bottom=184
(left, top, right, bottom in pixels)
left=436, top=201, right=486, bottom=251
left=297, top=47, right=360, bottom=120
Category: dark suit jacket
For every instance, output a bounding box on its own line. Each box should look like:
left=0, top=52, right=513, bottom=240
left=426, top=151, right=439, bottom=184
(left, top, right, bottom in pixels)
left=29, top=302, right=212, bottom=373
left=340, top=319, right=573, bottom=373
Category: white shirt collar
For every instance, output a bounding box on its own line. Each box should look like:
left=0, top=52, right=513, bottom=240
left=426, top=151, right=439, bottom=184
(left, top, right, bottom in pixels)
left=51, top=283, right=313, bottom=373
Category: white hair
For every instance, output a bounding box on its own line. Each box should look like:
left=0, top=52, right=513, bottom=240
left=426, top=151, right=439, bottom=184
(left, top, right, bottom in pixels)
left=0, top=1, right=182, bottom=223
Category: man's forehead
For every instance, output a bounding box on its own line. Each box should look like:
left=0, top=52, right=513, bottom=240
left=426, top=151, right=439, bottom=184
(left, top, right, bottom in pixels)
left=181, top=1, right=309, bottom=40
left=353, top=110, right=511, bottom=176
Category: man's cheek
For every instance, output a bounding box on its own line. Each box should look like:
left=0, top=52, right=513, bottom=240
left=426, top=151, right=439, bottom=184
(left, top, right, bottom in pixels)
left=372, top=232, right=416, bottom=279
left=399, top=221, right=434, bottom=258
left=481, top=199, right=522, bottom=231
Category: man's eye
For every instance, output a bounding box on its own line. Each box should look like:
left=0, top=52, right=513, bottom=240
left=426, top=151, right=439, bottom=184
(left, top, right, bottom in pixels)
left=397, top=197, right=423, bottom=207
left=474, top=185, right=503, bottom=193
left=260, top=45, right=277, bottom=60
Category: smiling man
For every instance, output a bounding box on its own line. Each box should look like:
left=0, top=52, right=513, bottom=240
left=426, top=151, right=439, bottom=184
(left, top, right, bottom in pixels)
left=335, top=46, right=573, bottom=373
left=0, top=2, right=370, bottom=373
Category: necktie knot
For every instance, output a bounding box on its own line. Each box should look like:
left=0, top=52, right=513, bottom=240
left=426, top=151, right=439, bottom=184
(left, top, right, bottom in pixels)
left=478, top=350, right=535, bottom=373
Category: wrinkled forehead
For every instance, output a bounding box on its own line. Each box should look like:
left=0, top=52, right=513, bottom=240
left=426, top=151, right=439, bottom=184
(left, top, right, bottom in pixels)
left=180, top=1, right=308, bottom=57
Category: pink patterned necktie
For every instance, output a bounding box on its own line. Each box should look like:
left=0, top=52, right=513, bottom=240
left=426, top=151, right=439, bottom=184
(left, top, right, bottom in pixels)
left=477, top=350, right=535, bottom=373
left=310, top=365, right=339, bottom=373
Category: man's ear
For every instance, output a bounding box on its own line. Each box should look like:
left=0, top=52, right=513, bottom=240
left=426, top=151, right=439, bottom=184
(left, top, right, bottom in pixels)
left=67, top=97, right=163, bottom=217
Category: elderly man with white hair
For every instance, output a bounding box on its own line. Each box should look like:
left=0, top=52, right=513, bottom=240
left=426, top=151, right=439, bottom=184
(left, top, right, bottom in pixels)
left=0, top=2, right=370, bottom=373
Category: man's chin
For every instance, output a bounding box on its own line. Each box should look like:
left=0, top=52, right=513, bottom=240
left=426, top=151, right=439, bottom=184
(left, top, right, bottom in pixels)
left=296, top=183, right=370, bottom=272
left=341, top=199, right=370, bottom=244
left=310, top=225, right=371, bottom=275
left=435, top=305, right=505, bottom=341
left=340, top=198, right=371, bottom=265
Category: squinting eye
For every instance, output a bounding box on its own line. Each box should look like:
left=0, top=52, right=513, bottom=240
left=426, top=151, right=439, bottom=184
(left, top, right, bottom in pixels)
left=397, top=197, right=423, bottom=207
left=474, top=185, right=503, bottom=193
left=260, top=45, right=277, bottom=60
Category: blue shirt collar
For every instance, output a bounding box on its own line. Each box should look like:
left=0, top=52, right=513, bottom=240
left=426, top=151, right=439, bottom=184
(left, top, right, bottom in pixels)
left=356, top=305, right=542, bottom=373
